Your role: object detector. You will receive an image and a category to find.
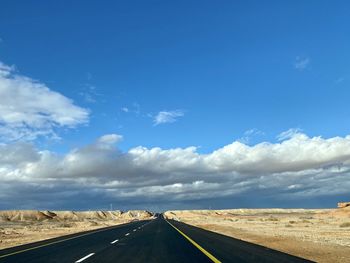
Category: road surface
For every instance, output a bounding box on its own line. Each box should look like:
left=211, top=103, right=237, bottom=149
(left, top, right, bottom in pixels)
left=0, top=215, right=313, bottom=263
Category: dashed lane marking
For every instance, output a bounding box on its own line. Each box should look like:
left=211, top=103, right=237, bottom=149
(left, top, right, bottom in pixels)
left=110, top=239, right=119, bottom=244
left=75, top=253, right=95, bottom=263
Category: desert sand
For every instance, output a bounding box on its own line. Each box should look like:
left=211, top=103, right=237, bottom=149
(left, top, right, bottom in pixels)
left=164, top=206, right=350, bottom=263
left=0, top=210, right=153, bottom=249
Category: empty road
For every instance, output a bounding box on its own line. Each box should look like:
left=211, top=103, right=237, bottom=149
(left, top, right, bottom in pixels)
left=0, top=215, right=313, bottom=263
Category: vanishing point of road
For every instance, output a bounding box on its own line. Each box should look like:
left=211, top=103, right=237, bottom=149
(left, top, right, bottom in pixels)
left=0, top=215, right=314, bottom=263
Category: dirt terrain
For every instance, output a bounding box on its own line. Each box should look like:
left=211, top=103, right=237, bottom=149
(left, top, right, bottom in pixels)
left=164, top=206, right=350, bottom=263
left=0, top=210, right=153, bottom=249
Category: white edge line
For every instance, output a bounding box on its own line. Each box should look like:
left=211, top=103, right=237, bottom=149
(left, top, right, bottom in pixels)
left=125, top=233, right=130, bottom=236
left=75, top=253, right=95, bottom=263
left=110, top=239, right=119, bottom=244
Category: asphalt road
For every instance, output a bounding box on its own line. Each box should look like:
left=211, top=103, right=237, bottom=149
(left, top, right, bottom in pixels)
left=0, top=215, right=314, bottom=263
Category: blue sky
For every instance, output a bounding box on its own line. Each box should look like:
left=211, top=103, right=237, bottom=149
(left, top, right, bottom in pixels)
left=0, top=1, right=350, bottom=210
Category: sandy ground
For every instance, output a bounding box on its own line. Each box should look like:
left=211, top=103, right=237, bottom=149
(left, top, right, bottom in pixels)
left=164, top=208, right=350, bottom=263
left=0, top=210, right=153, bottom=250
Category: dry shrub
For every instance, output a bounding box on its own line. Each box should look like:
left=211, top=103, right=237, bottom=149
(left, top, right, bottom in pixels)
left=339, top=222, right=350, bottom=228
left=299, top=216, right=314, bottom=220
left=89, top=221, right=99, bottom=226
left=266, top=217, right=279, bottom=221
left=59, top=223, right=74, bottom=228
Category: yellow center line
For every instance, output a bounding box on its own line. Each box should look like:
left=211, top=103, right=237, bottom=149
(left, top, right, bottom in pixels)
left=0, top=221, right=138, bottom=259
left=166, top=219, right=222, bottom=263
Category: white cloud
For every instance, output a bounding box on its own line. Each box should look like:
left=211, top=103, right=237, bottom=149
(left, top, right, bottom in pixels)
left=97, top=134, right=123, bottom=146
left=277, top=128, right=302, bottom=141
left=0, top=61, right=89, bottom=141
left=121, top=103, right=141, bottom=115
left=121, top=107, right=129, bottom=113
left=239, top=128, right=265, bottom=144
left=0, top=142, right=39, bottom=166
left=0, top=62, right=14, bottom=74
left=153, top=110, right=184, bottom=125
left=294, top=56, right=310, bottom=70
left=1, top=132, right=350, bottom=208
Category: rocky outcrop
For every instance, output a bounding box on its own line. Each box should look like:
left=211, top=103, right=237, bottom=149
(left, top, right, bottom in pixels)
left=328, top=202, right=350, bottom=218
left=53, top=211, right=123, bottom=221
left=337, top=202, right=350, bottom=208
left=0, top=210, right=153, bottom=222
left=0, top=210, right=54, bottom=222
left=120, top=210, right=153, bottom=220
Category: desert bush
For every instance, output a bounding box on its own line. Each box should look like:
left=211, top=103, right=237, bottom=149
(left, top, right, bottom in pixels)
left=299, top=216, right=314, bottom=220
left=90, top=221, right=98, bottom=226
left=285, top=224, right=293, bottom=228
left=266, top=217, right=279, bottom=221
left=59, top=223, right=74, bottom=228
left=289, top=220, right=296, bottom=224
left=339, top=222, right=350, bottom=228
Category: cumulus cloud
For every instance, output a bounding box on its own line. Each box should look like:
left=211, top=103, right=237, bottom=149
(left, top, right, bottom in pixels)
left=294, top=56, right=310, bottom=70
left=1, top=131, right=350, bottom=209
left=0, top=61, right=89, bottom=141
left=0, top=142, right=39, bottom=166
left=153, top=110, right=184, bottom=125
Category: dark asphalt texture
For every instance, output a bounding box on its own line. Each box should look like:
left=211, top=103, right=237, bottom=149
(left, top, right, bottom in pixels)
left=0, top=215, right=314, bottom=263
